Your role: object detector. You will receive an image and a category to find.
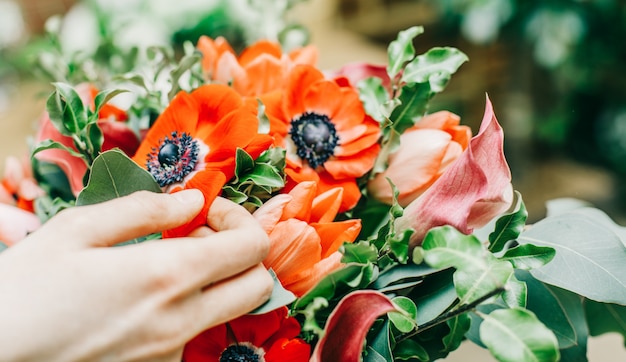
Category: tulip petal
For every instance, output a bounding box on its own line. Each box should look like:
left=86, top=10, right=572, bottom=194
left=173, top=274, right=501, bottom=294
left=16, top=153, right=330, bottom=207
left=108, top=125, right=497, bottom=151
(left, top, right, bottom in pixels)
left=311, top=290, right=398, bottom=362
left=396, top=96, right=513, bottom=245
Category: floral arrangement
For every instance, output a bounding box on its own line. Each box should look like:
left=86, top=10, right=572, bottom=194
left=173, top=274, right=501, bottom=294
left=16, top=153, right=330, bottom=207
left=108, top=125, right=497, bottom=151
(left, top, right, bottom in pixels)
left=1, top=3, right=626, bottom=361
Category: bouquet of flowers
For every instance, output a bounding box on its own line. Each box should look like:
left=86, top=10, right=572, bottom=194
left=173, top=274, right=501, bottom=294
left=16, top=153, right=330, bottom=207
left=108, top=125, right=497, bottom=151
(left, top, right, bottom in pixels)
left=1, top=3, right=625, bottom=361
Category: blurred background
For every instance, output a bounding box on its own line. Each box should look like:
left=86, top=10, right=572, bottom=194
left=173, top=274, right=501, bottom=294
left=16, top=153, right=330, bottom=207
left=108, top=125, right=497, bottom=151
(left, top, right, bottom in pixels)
left=0, top=0, right=625, bottom=359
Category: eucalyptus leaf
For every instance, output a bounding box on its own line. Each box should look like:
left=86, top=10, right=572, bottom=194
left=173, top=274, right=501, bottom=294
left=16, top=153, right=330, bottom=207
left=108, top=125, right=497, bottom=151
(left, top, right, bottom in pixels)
left=401, top=47, right=468, bottom=91
left=387, top=26, right=423, bottom=79
left=76, top=150, right=162, bottom=206
left=489, top=190, right=527, bottom=253
left=518, top=208, right=626, bottom=304
left=249, top=269, right=296, bottom=314
left=480, top=308, right=560, bottom=362
left=389, top=296, right=418, bottom=333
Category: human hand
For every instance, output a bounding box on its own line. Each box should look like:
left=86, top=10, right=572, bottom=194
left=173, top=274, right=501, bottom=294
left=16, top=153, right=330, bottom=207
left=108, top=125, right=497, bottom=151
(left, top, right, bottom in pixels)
left=0, top=190, right=273, bottom=362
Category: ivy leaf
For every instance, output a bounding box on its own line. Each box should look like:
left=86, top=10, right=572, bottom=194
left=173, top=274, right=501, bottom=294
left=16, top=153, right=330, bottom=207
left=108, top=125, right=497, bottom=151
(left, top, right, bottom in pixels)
left=489, top=190, right=528, bottom=253
left=388, top=296, right=418, bottom=333
left=500, top=244, right=555, bottom=270
left=47, top=82, right=88, bottom=136
left=480, top=308, right=560, bottom=362
left=401, top=47, right=468, bottom=92
left=386, top=26, right=423, bottom=79
left=518, top=208, right=626, bottom=304
left=76, top=149, right=162, bottom=206
left=249, top=269, right=296, bottom=315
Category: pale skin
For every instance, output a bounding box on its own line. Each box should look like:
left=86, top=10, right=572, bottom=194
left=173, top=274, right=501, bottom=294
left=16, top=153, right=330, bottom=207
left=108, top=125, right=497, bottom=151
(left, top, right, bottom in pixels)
left=0, top=189, right=273, bottom=361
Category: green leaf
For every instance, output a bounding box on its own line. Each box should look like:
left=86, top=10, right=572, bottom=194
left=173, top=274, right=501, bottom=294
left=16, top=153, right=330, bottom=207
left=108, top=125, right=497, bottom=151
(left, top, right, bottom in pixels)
left=47, top=82, right=88, bottom=135
left=233, top=148, right=255, bottom=183
left=584, top=299, right=626, bottom=345
left=168, top=51, right=202, bottom=100
left=256, top=99, right=271, bottom=134
left=518, top=208, right=626, bottom=304
left=387, top=26, right=423, bottom=79
left=32, top=139, right=87, bottom=161
left=371, top=263, right=440, bottom=290
left=76, top=150, right=162, bottom=206
left=242, top=163, right=285, bottom=188
left=388, top=82, right=432, bottom=136
left=401, top=47, right=468, bottom=92
left=249, top=269, right=296, bottom=314
left=33, top=196, right=75, bottom=223
left=443, top=313, right=471, bottom=352
left=389, top=228, right=413, bottom=264
left=394, top=339, right=429, bottom=361
left=85, top=122, right=103, bottom=158
left=0, top=242, right=7, bottom=253
left=480, top=308, right=560, bottom=362
left=221, top=186, right=249, bottom=204
left=500, top=244, right=555, bottom=270
left=453, top=260, right=513, bottom=306
left=502, top=274, right=527, bottom=309
left=93, top=88, right=128, bottom=119
left=364, top=320, right=393, bottom=362
left=357, top=77, right=390, bottom=123
left=389, top=296, right=418, bottom=333
left=410, top=268, right=457, bottom=326
left=489, top=190, right=528, bottom=253
left=516, top=270, right=588, bottom=359
left=341, top=241, right=378, bottom=264
left=294, top=263, right=378, bottom=309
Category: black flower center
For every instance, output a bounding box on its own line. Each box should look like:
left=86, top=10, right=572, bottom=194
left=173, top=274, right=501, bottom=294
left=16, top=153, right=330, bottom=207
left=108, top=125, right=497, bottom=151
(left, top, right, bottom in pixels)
left=219, top=344, right=263, bottom=362
left=289, top=112, right=339, bottom=169
left=146, top=131, right=199, bottom=187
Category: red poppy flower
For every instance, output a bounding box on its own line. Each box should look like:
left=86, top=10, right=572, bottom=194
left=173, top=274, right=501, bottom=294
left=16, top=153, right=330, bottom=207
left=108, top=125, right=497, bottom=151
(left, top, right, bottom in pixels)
left=197, top=36, right=318, bottom=97
left=183, top=307, right=310, bottom=362
left=34, top=84, right=139, bottom=196
left=261, top=64, right=381, bottom=211
left=131, top=84, right=272, bottom=237
left=253, top=181, right=361, bottom=296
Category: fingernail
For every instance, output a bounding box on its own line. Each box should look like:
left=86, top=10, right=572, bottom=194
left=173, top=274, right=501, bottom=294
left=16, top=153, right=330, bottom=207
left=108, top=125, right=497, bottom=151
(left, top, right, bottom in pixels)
left=172, top=189, right=204, bottom=204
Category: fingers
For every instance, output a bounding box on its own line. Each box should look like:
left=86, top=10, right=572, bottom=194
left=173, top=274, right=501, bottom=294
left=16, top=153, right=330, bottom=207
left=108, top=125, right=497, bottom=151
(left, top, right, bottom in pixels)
left=35, top=190, right=205, bottom=248
left=183, top=264, right=274, bottom=333
left=132, top=198, right=270, bottom=293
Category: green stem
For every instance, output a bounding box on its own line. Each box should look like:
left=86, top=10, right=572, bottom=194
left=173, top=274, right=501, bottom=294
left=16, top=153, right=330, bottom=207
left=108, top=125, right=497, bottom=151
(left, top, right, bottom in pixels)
left=396, top=286, right=506, bottom=344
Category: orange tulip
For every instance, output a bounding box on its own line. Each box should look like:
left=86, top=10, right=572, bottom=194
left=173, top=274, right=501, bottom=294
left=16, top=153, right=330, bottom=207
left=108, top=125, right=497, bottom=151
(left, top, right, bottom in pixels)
left=197, top=36, right=318, bottom=97
left=368, top=111, right=471, bottom=206
left=253, top=181, right=361, bottom=296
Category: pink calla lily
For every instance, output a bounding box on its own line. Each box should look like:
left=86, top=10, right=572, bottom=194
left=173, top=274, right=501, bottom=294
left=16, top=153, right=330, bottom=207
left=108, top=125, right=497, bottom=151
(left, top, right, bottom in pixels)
left=311, top=290, right=398, bottom=362
left=395, top=96, right=513, bottom=246
left=0, top=203, right=40, bottom=246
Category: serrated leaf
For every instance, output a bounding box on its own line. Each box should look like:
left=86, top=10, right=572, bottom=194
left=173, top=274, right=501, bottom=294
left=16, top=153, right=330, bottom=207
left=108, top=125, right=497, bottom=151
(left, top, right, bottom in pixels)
left=518, top=208, right=626, bottom=304
left=249, top=269, right=296, bottom=314
left=500, top=244, right=555, bottom=270
left=489, top=190, right=528, bottom=253
left=341, top=241, right=378, bottom=264
left=389, top=296, right=418, bottom=333
left=47, top=82, right=88, bottom=135
left=357, top=77, right=390, bottom=123
left=480, top=308, right=560, bottom=362
left=76, top=150, right=162, bottom=206
left=401, top=47, right=468, bottom=92
left=387, top=26, right=424, bottom=79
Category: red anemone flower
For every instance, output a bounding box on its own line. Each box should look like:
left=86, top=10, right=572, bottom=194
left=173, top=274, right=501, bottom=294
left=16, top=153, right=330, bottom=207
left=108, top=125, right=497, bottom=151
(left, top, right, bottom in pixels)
left=261, top=64, right=381, bottom=211
left=131, top=84, right=272, bottom=237
left=183, top=307, right=310, bottom=362
left=197, top=35, right=318, bottom=97
left=253, top=181, right=361, bottom=296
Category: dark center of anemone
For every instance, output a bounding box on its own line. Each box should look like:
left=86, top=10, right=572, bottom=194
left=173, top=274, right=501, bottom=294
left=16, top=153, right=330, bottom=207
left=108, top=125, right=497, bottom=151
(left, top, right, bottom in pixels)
left=146, top=131, right=200, bottom=187
left=219, top=344, right=262, bottom=362
left=288, top=112, right=339, bottom=169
